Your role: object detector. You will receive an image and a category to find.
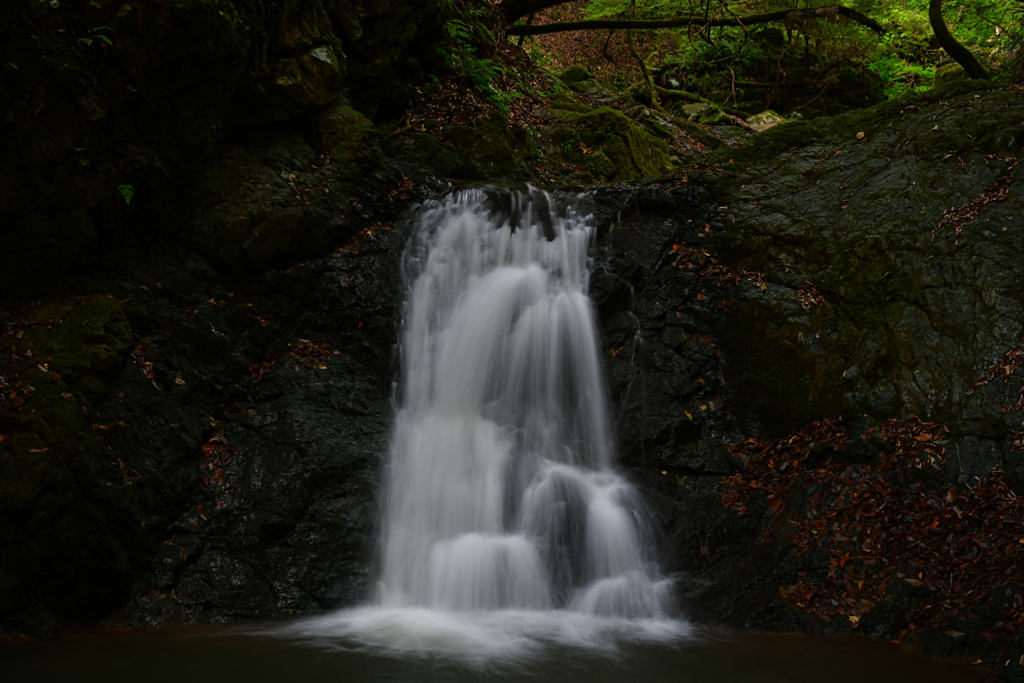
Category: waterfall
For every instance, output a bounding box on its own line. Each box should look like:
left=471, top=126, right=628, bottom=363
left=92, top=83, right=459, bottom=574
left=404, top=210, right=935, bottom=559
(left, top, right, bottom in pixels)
left=379, top=186, right=672, bottom=617
left=273, top=187, right=686, bottom=660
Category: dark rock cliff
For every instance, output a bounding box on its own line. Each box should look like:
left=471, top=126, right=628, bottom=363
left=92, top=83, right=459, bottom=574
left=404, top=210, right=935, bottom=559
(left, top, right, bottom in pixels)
left=588, top=82, right=1024, bottom=679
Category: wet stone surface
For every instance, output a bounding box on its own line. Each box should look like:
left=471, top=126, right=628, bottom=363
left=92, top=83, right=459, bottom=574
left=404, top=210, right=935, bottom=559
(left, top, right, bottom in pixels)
left=584, top=83, right=1024, bottom=676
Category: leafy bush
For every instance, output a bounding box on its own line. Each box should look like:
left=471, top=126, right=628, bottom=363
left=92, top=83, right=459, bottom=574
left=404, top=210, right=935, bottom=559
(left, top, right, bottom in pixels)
left=437, top=18, right=521, bottom=111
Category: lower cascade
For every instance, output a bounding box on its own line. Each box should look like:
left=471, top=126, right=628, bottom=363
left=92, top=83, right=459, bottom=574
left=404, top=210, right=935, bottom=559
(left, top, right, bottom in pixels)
left=380, top=186, right=672, bottom=617
left=276, top=187, right=685, bottom=657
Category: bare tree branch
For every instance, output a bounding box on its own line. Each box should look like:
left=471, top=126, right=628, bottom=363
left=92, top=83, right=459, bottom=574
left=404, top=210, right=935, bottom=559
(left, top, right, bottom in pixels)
left=505, top=5, right=887, bottom=36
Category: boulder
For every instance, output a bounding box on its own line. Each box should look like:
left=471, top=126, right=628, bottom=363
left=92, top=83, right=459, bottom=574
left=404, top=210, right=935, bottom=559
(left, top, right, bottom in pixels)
left=747, top=110, right=788, bottom=133
left=696, top=103, right=730, bottom=126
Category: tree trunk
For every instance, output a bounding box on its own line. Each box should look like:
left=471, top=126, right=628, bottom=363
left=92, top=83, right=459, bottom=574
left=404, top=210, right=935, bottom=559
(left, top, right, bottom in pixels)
left=928, top=0, right=989, bottom=80
left=516, top=14, right=535, bottom=47
left=628, top=28, right=655, bottom=106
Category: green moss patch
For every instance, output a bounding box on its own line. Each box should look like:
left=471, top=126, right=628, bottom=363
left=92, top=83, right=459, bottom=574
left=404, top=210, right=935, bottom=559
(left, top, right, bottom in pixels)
left=19, top=296, right=131, bottom=380
left=548, top=107, right=674, bottom=183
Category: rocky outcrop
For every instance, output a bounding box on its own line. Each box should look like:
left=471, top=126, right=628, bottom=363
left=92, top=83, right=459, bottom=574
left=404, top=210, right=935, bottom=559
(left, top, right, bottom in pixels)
left=385, top=112, right=540, bottom=183
left=587, top=80, right=1024, bottom=679
left=0, top=0, right=449, bottom=298
left=1, top=0, right=451, bottom=625
left=0, top=161, right=441, bottom=634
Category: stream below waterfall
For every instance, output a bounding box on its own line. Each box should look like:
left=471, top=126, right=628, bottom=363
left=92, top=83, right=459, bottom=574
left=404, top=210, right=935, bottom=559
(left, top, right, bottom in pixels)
left=1, top=625, right=977, bottom=682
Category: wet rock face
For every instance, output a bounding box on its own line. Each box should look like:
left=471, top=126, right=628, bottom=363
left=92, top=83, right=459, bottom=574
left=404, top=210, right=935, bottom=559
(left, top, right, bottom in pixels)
left=122, top=233, right=405, bottom=626
left=0, top=163, right=441, bottom=634
left=594, top=85, right=1024, bottom=462
left=701, top=85, right=1024, bottom=469
left=584, top=83, right=1024, bottom=673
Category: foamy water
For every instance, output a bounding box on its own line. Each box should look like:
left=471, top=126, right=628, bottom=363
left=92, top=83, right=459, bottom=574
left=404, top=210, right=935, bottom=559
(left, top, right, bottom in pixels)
left=276, top=607, right=692, bottom=663
left=272, top=187, right=688, bottom=662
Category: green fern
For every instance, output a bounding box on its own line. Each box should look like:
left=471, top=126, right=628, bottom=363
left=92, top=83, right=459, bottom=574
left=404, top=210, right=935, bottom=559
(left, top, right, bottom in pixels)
left=117, top=184, right=135, bottom=207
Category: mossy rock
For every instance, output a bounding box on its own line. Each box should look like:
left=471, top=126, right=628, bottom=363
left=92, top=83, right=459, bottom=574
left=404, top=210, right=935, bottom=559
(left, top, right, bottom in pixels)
left=557, top=67, right=618, bottom=100
left=934, top=63, right=969, bottom=87
left=548, top=92, right=592, bottom=115
left=321, top=101, right=378, bottom=161
left=385, top=113, right=538, bottom=182
left=19, top=296, right=131, bottom=380
left=747, top=110, right=788, bottom=133
left=712, top=80, right=1010, bottom=169
left=696, top=103, right=730, bottom=126
left=560, top=66, right=595, bottom=86
left=187, top=98, right=398, bottom=271
left=550, top=107, right=674, bottom=183
left=680, top=102, right=710, bottom=118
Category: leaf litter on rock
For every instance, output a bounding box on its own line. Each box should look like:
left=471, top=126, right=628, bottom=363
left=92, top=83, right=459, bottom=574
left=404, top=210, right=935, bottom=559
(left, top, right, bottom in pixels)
left=720, top=417, right=1024, bottom=640
left=935, top=154, right=1019, bottom=239
left=248, top=338, right=336, bottom=382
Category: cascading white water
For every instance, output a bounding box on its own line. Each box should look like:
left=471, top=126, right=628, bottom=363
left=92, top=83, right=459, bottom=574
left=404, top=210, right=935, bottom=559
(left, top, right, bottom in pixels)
left=273, top=187, right=687, bottom=661
left=378, top=186, right=672, bottom=618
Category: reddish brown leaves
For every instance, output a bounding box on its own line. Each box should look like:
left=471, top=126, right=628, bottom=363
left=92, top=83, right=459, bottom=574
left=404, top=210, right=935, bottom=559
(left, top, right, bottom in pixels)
left=133, top=341, right=155, bottom=380
left=201, top=427, right=236, bottom=490
left=969, top=340, right=1024, bottom=392
left=721, top=418, right=851, bottom=517
left=331, top=222, right=392, bottom=258
left=0, top=372, right=34, bottom=414
left=795, top=281, right=825, bottom=310
left=967, top=337, right=1024, bottom=414
left=248, top=338, right=336, bottom=382
left=248, top=356, right=279, bottom=382
left=112, top=457, right=142, bottom=485
left=704, top=264, right=767, bottom=290
left=936, top=154, right=1018, bottom=237
left=388, top=175, right=415, bottom=200
left=1, top=310, right=43, bottom=418
left=721, top=418, right=1024, bottom=635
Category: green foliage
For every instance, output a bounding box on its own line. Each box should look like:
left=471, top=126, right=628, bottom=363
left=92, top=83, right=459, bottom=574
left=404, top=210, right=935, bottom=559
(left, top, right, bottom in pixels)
left=437, top=18, right=521, bottom=112
left=78, top=26, right=114, bottom=49
left=117, top=184, right=134, bottom=207
left=559, top=132, right=578, bottom=156
left=865, top=0, right=1018, bottom=95
left=869, top=48, right=934, bottom=97
left=585, top=0, right=682, bottom=20
left=577, top=0, right=1020, bottom=107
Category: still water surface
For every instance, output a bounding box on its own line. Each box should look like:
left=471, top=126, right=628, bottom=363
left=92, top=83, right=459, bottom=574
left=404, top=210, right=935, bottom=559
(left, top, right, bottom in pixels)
left=2, top=618, right=977, bottom=683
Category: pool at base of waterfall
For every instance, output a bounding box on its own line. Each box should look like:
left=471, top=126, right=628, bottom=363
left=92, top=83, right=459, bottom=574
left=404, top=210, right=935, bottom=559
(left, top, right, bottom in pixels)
left=2, top=617, right=977, bottom=683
